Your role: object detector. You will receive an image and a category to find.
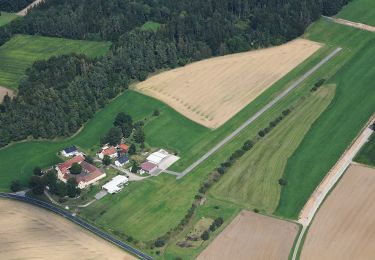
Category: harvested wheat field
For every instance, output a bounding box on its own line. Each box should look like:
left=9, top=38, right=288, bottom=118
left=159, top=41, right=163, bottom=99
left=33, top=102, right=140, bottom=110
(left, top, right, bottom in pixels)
left=136, top=39, right=321, bottom=128
left=0, top=86, right=14, bottom=101
left=198, top=210, right=298, bottom=260
left=0, top=199, right=134, bottom=260
left=301, top=164, right=375, bottom=260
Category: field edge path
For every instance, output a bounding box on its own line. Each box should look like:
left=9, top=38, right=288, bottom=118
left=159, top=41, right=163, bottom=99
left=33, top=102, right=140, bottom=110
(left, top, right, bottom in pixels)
left=323, top=16, right=375, bottom=33
left=291, top=114, right=375, bottom=260
left=177, top=47, right=342, bottom=179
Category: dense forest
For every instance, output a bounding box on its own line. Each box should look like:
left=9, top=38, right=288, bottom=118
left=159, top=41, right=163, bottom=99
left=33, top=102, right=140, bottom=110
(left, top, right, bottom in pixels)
left=0, top=0, right=351, bottom=147
left=0, top=0, right=34, bottom=12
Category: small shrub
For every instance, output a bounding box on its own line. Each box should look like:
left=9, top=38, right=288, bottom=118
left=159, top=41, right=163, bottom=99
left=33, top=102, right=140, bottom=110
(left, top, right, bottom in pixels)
left=155, top=238, right=165, bottom=247
left=201, top=230, right=210, bottom=241
left=242, top=140, right=254, bottom=151
left=278, top=178, right=288, bottom=186
left=258, top=130, right=265, bottom=137
left=217, top=166, right=226, bottom=175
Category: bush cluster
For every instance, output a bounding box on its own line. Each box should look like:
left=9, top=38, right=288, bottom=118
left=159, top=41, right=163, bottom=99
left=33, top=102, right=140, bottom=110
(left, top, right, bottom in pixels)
left=311, top=79, right=326, bottom=92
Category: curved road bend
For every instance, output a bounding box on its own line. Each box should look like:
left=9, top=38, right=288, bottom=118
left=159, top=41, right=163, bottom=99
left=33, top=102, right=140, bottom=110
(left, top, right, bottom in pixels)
left=0, top=193, right=153, bottom=260
left=178, top=47, right=342, bottom=179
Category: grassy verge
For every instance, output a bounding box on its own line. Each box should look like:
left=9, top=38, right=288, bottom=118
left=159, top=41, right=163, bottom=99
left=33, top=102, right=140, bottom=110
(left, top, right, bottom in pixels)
left=209, top=85, right=336, bottom=214
left=0, top=34, right=111, bottom=89
left=336, top=0, right=375, bottom=26
left=276, top=20, right=375, bottom=219
left=0, top=12, right=17, bottom=27
left=355, top=132, right=375, bottom=167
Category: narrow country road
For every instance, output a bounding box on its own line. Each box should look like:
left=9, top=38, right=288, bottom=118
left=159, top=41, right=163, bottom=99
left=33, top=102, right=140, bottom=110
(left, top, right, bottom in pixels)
left=291, top=115, right=374, bottom=260
left=0, top=193, right=153, bottom=260
left=177, top=47, right=342, bottom=179
left=323, top=16, right=375, bottom=33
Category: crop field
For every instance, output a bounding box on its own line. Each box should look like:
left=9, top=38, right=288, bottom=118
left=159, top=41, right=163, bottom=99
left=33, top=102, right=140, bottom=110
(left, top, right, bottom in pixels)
left=210, top=86, right=335, bottom=213
left=0, top=12, right=17, bottom=27
left=355, top=133, right=375, bottom=166
left=136, top=39, right=321, bottom=128
left=276, top=19, right=375, bottom=219
left=0, top=199, right=133, bottom=259
left=0, top=35, right=111, bottom=89
left=337, top=0, right=375, bottom=26
left=197, top=211, right=298, bottom=260
left=301, top=164, right=375, bottom=259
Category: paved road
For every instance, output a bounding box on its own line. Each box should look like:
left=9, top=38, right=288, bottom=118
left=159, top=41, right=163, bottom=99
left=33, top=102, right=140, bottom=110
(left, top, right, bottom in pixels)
left=177, top=47, right=342, bottom=179
left=0, top=193, right=153, bottom=260
left=291, top=116, right=374, bottom=260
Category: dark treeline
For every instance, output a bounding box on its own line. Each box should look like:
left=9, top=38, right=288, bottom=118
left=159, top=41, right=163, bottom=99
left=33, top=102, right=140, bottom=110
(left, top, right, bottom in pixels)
left=0, top=0, right=34, bottom=12
left=0, top=0, right=350, bottom=147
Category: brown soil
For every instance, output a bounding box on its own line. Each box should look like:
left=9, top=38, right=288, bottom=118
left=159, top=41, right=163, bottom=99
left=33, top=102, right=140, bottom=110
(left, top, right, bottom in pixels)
left=197, top=210, right=299, bottom=260
left=0, top=199, right=134, bottom=260
left=301, top=164, right=375, bottom=260
left=135, top=39, right=321, bottom=128
left=0, top=86, right=14, bottom=102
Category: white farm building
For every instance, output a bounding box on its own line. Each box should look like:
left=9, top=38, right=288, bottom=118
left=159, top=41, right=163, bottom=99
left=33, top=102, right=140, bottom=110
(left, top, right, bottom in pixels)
left=146, top=149, right=169, bottom=165
left=102, top=175, right=129, bottom=194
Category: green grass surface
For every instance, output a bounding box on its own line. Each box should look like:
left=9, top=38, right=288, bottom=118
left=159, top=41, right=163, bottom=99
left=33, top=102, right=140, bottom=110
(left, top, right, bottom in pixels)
left=141, top=21, right=161, bottom=32
left=210, top=86, right=335, bottom=214
left=276, top=20, right=375, bottom=219
left=355, top=133, right=375, bottom=166
left=0, top=12, right=17, bottom=27
left=0, top=35, right=111, bottom=89
left=337, top=0, right=375, bottom=26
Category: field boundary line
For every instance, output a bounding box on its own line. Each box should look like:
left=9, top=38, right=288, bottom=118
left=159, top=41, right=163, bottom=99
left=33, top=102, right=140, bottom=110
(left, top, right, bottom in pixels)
left=0, top=193, right=153, bottom=260
left=177, top=47, right=342, bottom=179
left=291, top=113, right=375, bottom=260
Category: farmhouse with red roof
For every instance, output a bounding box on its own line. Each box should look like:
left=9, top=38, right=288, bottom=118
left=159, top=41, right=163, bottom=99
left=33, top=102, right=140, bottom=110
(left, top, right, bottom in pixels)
left=56, top=155, right=106, bottom=189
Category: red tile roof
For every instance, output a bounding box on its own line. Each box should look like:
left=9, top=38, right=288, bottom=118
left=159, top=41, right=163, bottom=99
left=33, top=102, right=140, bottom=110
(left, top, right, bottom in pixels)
left=58, top=155, right=84, bottom=175
left=141, top=162, right=157, bottom=172
left=102, top=146, right=117, bottom=156
left=118, top=144, right=129, bottom=152
left=75, top=161, right=104, bottom=183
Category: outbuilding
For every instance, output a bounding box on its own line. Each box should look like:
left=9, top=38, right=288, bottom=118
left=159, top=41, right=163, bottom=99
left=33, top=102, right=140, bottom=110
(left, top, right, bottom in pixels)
left=141, top=161, right=158, bottom=174
left=115, top=155, right=129, bottom=167
left=61, top=145, right=79, bottom=157
left=102, top=175, right=129, bottom=194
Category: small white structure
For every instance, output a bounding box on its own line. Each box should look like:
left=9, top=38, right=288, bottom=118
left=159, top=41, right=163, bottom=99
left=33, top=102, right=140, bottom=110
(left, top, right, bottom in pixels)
left=61, top=145, right=80, bottom=157
left=115, top=155, right=129, bottom=167
left=147, top=149, right=169, bottom=165
left=102, top=175, right=129, bottom=194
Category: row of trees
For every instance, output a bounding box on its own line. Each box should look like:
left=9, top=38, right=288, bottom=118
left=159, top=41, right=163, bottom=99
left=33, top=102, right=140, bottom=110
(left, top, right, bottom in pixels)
left=27, top=169, right=80, bottom=198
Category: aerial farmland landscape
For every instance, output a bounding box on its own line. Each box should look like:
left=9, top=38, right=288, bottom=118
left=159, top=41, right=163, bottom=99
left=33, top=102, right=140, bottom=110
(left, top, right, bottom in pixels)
left=0, top=0, right=374, bottom=259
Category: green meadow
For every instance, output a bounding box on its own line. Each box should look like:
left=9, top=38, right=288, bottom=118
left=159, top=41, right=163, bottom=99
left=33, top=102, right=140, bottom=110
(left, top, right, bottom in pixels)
left=276, top=20, right=375, bottom=219
left=337, top=0, right=375, bottom=26
left=210, top=86, right=335, bottom=214
left=0, top=35, right=111, bottom=89
left=0, top=12, right=17, bottom=27
left=355, top=133, right=375, bottom=167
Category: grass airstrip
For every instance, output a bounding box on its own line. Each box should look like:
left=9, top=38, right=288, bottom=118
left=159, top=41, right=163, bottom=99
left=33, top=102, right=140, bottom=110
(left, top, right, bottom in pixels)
left=1, top=3, right=375, bottom=258
left=0, top=34, right=111, bottom=89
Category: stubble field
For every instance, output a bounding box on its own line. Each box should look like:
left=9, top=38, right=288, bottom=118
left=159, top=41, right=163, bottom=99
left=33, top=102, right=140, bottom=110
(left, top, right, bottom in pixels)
left=301, top=164, right=375, bottom=260
left=136, top=39, right=321, bottom=128
left=197, top=210, right=298, bottom=260
left=0, top=199, right=134, bottom=260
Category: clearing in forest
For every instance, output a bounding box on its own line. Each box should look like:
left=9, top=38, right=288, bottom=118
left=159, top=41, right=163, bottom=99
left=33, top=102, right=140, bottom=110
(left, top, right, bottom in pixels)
left=197, top=210, right=298, bottom=260
left=0, top=12, right=18, bottom=27
left=0, top=199, right=134, bottom=260
left=0, top=86, right=14, bottom=101
left=0, top=34, right=111, bottom=90
left=301, top=164, right=375, bottom=260
left=135, top=39, right=321, bottom=128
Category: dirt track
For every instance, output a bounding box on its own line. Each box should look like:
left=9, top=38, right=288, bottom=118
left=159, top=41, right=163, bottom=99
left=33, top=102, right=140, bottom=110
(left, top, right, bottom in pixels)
left=0, top=199, right=134, bottom=260
left=198, top=211, right=298, bottom=260
left=136, top=39, right=321, bottom=128
left=301, top=164, right=375, bottom=260
left=0, top=86, right=14, bottom=102
left=324, top=16, right=375, bottom=33
left=17, top=0, right=44, bottom=16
